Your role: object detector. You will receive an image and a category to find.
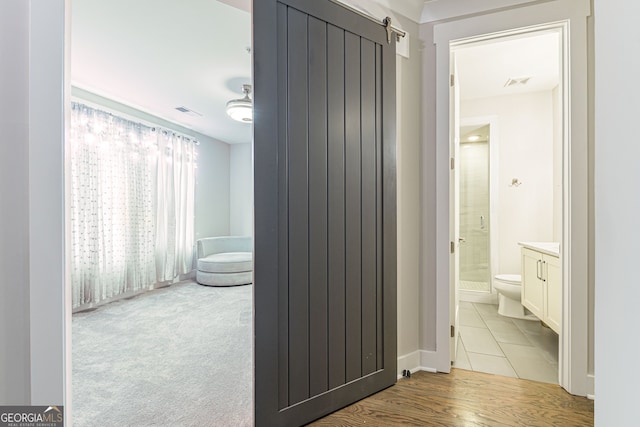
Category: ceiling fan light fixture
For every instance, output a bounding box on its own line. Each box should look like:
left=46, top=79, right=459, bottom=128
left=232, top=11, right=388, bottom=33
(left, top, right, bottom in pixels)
left=226, top=84, right=253, bottom=123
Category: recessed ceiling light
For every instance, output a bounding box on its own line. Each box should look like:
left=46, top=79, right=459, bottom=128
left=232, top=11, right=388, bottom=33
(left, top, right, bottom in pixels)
left=468, top=135, right=480, bottom=142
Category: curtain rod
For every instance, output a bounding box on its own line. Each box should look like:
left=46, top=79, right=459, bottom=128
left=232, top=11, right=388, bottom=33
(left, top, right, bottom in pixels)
left=71, top=99, right=200, bottom=145
left=327, top=0, right=407, bottom=43
left=71, top=88, right=203, bottom=144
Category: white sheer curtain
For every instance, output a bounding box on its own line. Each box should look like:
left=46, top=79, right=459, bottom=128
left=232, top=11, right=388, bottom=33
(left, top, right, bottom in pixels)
left=70, top=102, right=196, bottom=309
left=154, top=130, right=196, bottom=282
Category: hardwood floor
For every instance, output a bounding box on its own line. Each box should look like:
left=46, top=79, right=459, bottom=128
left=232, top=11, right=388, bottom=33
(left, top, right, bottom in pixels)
left=309, top=369, right=593, bottom=426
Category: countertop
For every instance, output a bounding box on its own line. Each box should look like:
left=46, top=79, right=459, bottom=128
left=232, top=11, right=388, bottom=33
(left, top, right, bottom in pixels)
left=518, top=241, right=560, bottom=257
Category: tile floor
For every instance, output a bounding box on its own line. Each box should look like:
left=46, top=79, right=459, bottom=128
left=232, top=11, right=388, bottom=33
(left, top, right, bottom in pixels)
left=454, top=301, right=559, bottom=384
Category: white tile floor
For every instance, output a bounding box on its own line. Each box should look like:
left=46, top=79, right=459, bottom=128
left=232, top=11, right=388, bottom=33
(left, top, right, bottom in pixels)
left=454, top=301, right=559, bottom=384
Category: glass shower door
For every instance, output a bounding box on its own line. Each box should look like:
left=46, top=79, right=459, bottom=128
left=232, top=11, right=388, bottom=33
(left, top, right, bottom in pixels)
left=459, top=131, right=491, bottom=292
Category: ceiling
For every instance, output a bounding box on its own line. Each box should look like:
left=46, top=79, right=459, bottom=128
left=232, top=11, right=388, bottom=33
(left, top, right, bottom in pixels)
left=455, top=31, right=560, bottom=100
left=71, top=0, right=556, bottom=144
left=71, top=0, right=252, bottom=144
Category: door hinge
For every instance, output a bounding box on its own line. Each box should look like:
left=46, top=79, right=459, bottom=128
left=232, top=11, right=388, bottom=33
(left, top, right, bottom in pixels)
left=450, top=241, right=455, bottom=253
left=451, top=325, right=455, bottom=338
left=451, top=157, right=455, bottom=170
left=450, top=74, right=455, bottom=87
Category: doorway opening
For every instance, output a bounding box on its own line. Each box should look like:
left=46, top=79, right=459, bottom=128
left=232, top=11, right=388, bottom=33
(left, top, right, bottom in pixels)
left=67, top=0, right=254, bottom=425
left=450, top=26, right=565, bottom=385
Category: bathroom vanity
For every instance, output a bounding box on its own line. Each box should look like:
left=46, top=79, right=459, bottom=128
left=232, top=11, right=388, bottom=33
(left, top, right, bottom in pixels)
left=519, top=242, right=561, bottom=334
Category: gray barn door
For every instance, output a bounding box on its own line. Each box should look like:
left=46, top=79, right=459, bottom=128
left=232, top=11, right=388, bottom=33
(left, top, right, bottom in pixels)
left=253, top=0, right=397, bottom=425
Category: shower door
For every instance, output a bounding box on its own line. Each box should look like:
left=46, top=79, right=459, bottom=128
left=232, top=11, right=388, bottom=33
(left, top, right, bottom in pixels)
left=459, top=128, right=491, bottom=292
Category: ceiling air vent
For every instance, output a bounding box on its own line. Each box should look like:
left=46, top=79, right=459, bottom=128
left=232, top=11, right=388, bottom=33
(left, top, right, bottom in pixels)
left=175, top=106, right=203, bottom=117
left=504, top=76, right=531, bottom=87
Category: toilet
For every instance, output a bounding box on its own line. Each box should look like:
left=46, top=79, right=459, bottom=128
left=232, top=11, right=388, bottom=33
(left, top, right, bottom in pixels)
left=493, top=274, right=537, bottom=320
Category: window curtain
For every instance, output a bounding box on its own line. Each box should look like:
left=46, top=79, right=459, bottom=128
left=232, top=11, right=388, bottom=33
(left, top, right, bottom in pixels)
left=70, top=102, right=196, bottom=309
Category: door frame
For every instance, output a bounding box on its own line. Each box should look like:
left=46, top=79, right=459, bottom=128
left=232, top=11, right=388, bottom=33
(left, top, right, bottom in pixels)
left=430, top=0, right=591, bottom=396
left=451, top=25, right=564, bottom=364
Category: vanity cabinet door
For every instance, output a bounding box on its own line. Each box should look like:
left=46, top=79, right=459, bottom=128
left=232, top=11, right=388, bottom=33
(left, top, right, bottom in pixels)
left=522, top=248, right=544, bottom=319
left=545, top=254, right=561, bottom=334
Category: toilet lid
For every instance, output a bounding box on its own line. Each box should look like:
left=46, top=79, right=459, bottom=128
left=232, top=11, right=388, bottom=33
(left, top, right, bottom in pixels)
left=495, top=274, right=521, bottom=284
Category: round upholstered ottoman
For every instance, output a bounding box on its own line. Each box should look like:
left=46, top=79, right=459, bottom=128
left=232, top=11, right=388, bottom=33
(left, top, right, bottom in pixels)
left=196, top=251, right=253, bottom=286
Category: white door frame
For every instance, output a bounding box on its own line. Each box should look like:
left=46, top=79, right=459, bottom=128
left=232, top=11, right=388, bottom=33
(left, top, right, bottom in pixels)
left=429, top=0, right=591, bottom=396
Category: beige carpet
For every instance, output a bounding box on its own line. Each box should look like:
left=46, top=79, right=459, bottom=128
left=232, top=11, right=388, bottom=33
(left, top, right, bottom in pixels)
left=72, top=281, right=252, bottom=426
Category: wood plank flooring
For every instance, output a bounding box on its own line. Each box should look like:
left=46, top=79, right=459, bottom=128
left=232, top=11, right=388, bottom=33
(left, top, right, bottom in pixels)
left=308, top=369, right=593, bottom=426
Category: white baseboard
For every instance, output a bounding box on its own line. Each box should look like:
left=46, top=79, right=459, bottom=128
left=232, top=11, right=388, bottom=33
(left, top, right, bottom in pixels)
left=397, top=350, right=441, bottom=378
left=587, top=374, right=595, bottom=400
left=397, top=350, right=421, bottom=378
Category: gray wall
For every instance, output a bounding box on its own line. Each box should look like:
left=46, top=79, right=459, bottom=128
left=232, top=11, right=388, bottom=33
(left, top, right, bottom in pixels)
left=29, top=0, right=66, bottom=405
left=594, top=0, right=640, bottom=423
left=394, top=15, right=422, bottom=363
left=0, top=0, right=66, bottom=405
left=0, top=0, right=31, bottom=405
left=195, top=139, right=231, bottom=240
left=419, top=21, right=438, bottom=352
left=229, top=143, right=253, bottom=236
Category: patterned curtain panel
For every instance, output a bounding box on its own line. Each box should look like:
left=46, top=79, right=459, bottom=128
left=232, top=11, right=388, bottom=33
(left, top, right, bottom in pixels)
left=70, top=102, right=196, bottom=309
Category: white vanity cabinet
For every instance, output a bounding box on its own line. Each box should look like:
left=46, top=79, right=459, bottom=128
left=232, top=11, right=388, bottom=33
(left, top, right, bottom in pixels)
left=520, top=243, right=561, bottom=334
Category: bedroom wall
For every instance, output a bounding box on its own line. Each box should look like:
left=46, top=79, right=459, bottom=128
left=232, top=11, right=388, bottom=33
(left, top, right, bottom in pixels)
left=229, top=143, right=253, bottom=237
left=195, top=139, right=231, bottom=240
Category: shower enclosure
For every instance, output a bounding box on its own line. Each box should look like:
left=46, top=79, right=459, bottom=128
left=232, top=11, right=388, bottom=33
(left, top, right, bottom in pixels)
left=459, top=125, right=491, bottom=292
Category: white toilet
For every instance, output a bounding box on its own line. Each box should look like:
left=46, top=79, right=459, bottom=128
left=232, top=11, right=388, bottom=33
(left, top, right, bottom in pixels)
left=493, top=274, right=537, bottom=320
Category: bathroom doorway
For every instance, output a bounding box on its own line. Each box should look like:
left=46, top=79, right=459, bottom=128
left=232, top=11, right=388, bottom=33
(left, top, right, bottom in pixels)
left=450, top=26, right=564, bottom=384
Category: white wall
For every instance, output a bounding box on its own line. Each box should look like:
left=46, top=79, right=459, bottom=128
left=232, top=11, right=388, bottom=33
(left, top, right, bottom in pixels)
left=462, top=91, right=555, bottom=274
left=0, top=0, right=31, bottom=404
left=594, top=0, right=640, bottom=423
left=229, top=143, right=253, bottom=236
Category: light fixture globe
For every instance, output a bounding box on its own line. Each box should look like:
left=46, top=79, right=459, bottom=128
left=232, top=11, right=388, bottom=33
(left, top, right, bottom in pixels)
left=226, top=84, right=253, bottom=123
